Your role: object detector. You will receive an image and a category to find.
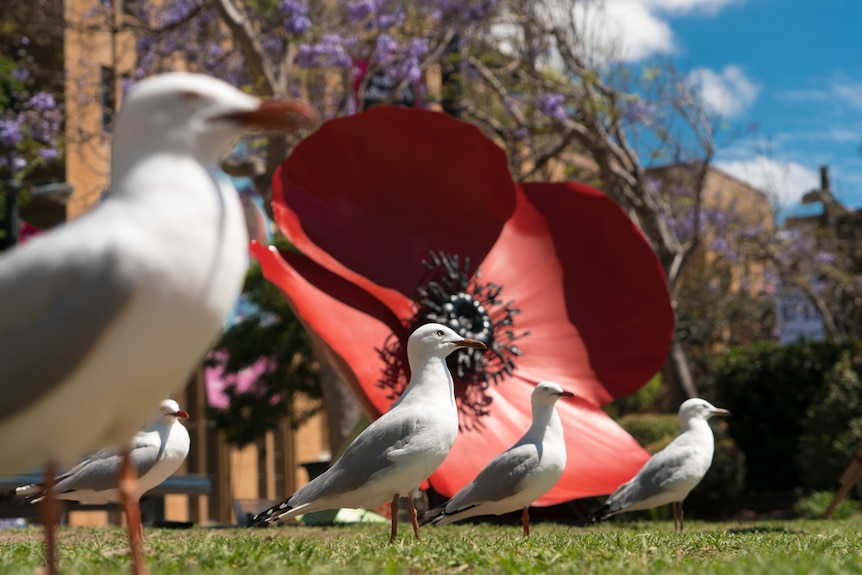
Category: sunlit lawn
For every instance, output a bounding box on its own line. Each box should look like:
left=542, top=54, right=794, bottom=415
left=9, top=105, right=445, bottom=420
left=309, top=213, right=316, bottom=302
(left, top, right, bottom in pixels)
left=2, top=518, right=861, bottom=574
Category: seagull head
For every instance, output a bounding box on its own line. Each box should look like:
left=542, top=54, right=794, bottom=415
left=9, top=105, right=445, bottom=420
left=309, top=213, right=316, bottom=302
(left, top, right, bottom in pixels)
left=407, top=323, right=487, bottom=362
left=532, top=381, right=575, bottom=407
left=678, top=398, right=731, bottom=424
left=158, top=399, right=190, bottom=422
left=112, top=72, right=316, bottom=169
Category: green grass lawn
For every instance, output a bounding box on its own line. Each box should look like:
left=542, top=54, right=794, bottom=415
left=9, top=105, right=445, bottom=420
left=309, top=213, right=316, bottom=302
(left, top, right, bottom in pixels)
left=2, top=518, right=861, bottom=574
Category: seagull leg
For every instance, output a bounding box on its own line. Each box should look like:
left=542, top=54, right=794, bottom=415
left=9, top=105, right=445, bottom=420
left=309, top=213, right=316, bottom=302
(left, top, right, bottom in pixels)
left=521, top=507, right=530, bottom=537
left=41, top=460, right=60, bottom=575
left=407, top=494, right=420, bottom=540
left=118, top=450, right=148, bottom=575
left=388, top=494, right=399, bottom=544
left=672, top=501, right=684, bottom=532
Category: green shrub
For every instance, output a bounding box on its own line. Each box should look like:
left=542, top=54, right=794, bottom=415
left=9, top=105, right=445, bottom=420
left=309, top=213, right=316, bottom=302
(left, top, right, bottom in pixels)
left=604, top=373, right=663, bottom=418
left=796, top=352, right=862, bottom=490
left=686, top=436, right=746, bottom=518
left=712, top=339, right=862, bottom=491
left=793, top=490, right=859, bottom=519
left=617, top=412, right=679, bottom=450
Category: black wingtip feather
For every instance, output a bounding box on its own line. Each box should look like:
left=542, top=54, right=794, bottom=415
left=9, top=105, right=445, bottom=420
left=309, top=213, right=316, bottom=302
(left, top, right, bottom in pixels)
left=588, top=504, right=610, bottom=524
left=250, top=500, right=292, bottom=527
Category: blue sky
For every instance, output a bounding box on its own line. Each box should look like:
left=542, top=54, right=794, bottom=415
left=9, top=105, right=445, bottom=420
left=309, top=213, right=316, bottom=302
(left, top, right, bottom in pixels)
left=597, top=0, right=862, bottom=216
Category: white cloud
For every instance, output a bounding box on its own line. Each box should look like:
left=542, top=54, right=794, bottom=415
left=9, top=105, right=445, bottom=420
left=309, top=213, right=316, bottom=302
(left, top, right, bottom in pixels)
left=571, top=0, right=744, bottom=62
left=831, top=78, right=862, bottom=110
left=686, top=65, right=759, bottom=117
left=827, top=127, right=861, bottom=143
left=642, top=0, right=742, bottom=15
left=599, top=1, right=675, bottom=61
left=715, top=155, right=820, bottom=208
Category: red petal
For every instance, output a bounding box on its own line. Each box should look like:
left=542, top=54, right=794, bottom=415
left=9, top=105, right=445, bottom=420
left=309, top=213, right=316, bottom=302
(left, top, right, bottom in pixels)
left=475, top=188, right=607, bottom=403
left=271, top=106, right=517, bottom=303
left=429, top=377, right=650, bottom=502
left=250, top=241, right=409, bottom=416
left=521, top=182, right=674, bottom=399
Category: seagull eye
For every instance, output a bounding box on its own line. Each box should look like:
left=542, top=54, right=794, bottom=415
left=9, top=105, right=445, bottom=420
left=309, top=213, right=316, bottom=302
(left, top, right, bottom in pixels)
left=436, top=330, right=444, bottom=337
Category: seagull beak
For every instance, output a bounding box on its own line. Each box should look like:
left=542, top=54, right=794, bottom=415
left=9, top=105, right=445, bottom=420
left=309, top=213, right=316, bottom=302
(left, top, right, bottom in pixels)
left=212, top=99, right=317, bottom=132
left=710, top=408, right=731, bottom=418
left=456, top=338, right=487, bottom=350
left=555, top=391, right=576, bottom=398
left=173, top=409, right=190, bottom=419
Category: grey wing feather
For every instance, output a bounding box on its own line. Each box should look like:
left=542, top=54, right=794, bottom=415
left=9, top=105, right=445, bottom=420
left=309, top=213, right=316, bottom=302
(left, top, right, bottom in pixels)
left=447, top=445, right=539, bottom=511
left=54, top=439, right=161, bottom=495
left=290, top=415, right=418, bottom=504
left=608, top=443, right=697, bottom=507
left=0, top=242, right=136, bottom=419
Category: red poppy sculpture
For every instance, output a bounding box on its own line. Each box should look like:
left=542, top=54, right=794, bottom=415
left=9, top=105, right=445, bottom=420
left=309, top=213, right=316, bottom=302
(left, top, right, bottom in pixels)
left=251, top=106, right=674, bottom=504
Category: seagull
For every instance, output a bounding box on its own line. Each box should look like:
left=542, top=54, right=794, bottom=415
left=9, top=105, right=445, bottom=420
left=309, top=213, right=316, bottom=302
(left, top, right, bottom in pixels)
left=0, top=72, right=315, bottom=575
left=251, top=323, right=486, bottom=543
left=3, top=399, right=190, bottom=543
left=420, top=381, right=574, bottom=537
left=589, top=398, right=731, bottom=531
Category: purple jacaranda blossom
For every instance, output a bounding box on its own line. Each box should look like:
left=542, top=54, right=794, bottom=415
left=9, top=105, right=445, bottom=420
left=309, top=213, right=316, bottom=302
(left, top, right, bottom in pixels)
left=279, top=0, right=311, bottom=36
left=11, top=67, right=29, bottom=82
left=297, top=35, right=353, bottom=69
left=401, top=58, right=422, bottom=83
left=0, top=119, right=24, bottom=148
left=814, top=251, right=836, bottom=266
left=537, top=93, right=568, bottom=122
left=374, top=33, right=399, bottom=62
left=347, top=0, right=376, bottom=22
left=406, top=38, right=429, bottom=59
left=423, top=0, right=500, bottom=23
left=710, top=237, right=729, bottom=253
left=39, top=148, right=59, bottom=161
left=513, top=126, right=529, bottom=140
left=374, top=4, right=405, bottom=29
left=28, top=93, right=55, bottom=111
left=624, top=99, right=656, bottom=124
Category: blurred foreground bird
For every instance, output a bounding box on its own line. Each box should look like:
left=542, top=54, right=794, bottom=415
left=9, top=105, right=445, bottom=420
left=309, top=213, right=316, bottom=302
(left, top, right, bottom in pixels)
left=421, top=381, right=573, bottom=536
left=589, top=398, right=731, bottom=531
left=0, top=72, right=315, bottom=574
left=252, top=323, right=486, bottom=542
left=4, top=400, right=190, bottom=543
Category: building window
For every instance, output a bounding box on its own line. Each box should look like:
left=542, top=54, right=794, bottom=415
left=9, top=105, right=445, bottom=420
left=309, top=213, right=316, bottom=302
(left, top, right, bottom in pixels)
left=100, top=66, right=116, bottom=131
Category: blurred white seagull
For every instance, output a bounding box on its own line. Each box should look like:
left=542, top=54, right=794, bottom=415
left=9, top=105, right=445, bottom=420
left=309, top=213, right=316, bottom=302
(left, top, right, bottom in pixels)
left=4, top=399, right=190, bottom=543
left=589, top=398, right=731, bottom=531
left=252, top=323, right=486, bottom=543
left=421, top=381, right=574, bottom=537
left=0, top=72, right=315, bottom=574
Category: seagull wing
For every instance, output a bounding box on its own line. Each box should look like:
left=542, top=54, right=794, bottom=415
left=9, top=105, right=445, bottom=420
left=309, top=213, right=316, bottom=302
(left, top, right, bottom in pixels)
left=445, top=444, right=539, bottom=512
left=605, top=439, right=703, bottom=510
left=52, top=431, right=163, bottom=497
left=0, top=236, right=136, bottom=420
left=289, top=412, right=422, bottom=505
left=56, top=432, right=163, bottom=493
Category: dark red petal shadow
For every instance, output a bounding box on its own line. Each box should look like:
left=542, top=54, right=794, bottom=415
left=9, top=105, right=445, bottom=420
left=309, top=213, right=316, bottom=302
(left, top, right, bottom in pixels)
left=522, top=182, right=674, bottom=399
left=272, top=106, right=517, bottom=305
left=250, top=241, right=410, bottom=416
left=474, top=187, right=609, bottom=404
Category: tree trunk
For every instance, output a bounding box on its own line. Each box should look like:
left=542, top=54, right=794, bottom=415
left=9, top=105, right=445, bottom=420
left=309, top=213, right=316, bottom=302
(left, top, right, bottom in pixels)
left=662, top=337, right=698, bottom=408
left=313, top=343, right=363, bottom=458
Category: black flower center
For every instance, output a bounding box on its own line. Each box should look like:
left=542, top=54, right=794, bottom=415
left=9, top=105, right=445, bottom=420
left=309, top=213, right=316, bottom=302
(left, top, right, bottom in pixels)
left=377, top=251, right=528, bottom=430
